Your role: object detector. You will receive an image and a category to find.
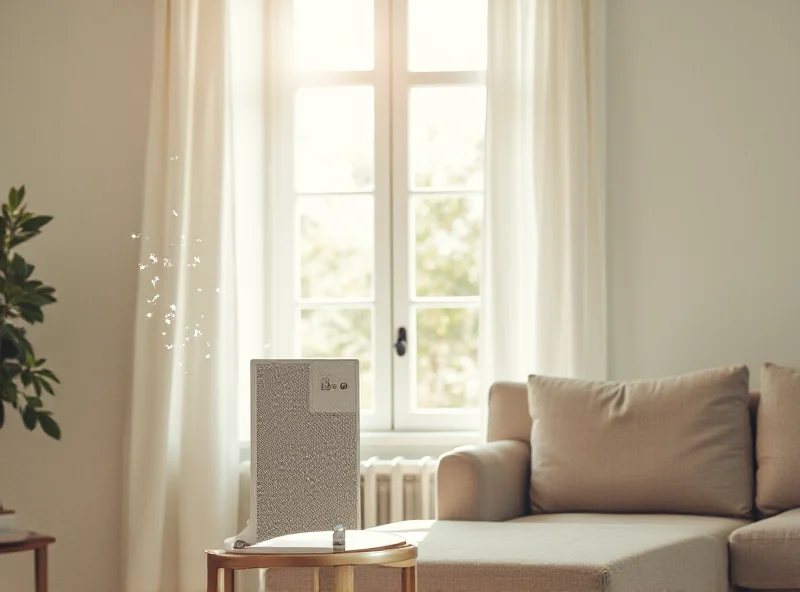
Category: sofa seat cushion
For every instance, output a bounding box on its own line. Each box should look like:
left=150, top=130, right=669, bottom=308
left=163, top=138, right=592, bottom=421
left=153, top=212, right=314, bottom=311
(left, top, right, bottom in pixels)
left=730, top=508, right=800, bottom=590
left=264, top=514, right=748, bottom=592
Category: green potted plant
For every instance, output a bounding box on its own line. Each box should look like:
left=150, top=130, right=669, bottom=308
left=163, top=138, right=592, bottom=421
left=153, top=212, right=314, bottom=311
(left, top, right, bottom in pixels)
left=0, top=186, right=60, bottom=439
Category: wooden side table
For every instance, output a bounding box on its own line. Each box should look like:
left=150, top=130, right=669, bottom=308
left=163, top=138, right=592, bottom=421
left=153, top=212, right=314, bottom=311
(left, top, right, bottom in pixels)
left=0, top=531, right=55, bottom=592
left=206, top=531, right=417, bottom=592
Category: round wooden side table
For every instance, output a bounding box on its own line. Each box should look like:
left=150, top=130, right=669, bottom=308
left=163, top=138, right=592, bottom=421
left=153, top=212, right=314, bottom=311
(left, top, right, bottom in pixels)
left=0, top=531, right=56, bottom=592
left=205, top=531, right=417, bottom=592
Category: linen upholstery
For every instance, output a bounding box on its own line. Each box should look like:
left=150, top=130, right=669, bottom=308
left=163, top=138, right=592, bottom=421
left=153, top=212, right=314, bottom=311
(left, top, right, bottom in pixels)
left=486, top=381, right=530, bottom=443
left=437, top=440, right=530, bottom=521
left=755, top=363, right=800, bottom=516
left=265, top=515, right=745, bottom=592
left=527, top=366, right=753, bottom=517
left=730, top=508, right=800, bottom=590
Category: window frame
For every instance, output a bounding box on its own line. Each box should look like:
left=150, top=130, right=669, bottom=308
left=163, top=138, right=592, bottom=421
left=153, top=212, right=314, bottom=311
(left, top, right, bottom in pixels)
left=274, top=0, right=486, bottom=434
left=389, top=0, right=485, bottom=431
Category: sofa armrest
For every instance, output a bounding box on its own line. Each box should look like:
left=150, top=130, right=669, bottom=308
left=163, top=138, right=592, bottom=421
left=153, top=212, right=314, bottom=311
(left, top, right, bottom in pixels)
left=436, top=439, right=531, bottom=522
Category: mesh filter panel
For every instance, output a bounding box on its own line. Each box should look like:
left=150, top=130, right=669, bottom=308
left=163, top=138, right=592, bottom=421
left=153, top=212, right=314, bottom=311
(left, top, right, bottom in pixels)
left=252, top=360, right=359, bottom=542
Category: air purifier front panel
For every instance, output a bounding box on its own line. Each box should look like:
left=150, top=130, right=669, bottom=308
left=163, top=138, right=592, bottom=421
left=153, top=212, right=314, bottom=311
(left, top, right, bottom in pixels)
left=238, top=359, right=360, bottom=546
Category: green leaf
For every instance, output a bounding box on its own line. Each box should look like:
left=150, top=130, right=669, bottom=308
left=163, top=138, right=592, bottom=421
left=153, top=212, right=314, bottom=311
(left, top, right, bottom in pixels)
left=19, top=303, right=44, bottom=324
left=20, top=371, right=32, bottom=387
left=0, top=336, right=17, bottom=361
left=8, top=234, right=35, bottom=249
left=1, top=382, right=17, bottom=403
left=40, top=379, right=54, bottom=396
left=25, top=396, right=43, bottom=408
left=0, top=401, right=5, bottom=429
left=10, top=254, right=28, bottom=277
left=37, top=368, right=59, bottom=383
left=20, top=216, right=52, bottom=233
left=22, top=405, right=37, bottom=430
left=16, top=186, right=25, bottom=207
left=2, top=361, right=21, bottom=379
left=21, top=293, right=52, bottom=307
left=33, top=377, right=41, bottom=397
left=8, top=187, right=21, bottom=210
left=38, top=412, right=60, bottom=440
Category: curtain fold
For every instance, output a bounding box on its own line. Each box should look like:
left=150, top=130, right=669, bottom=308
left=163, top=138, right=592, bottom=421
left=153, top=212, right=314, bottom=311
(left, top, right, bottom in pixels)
left=481, top=0, right=607, bottom=421
left=122, top=1, right=242, bottom=589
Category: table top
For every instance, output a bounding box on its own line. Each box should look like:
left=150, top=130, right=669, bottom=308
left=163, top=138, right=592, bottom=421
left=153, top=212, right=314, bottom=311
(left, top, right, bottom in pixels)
left=0, top=531, right=55, bottom=553
left=207, top=531, right=417, bottom=569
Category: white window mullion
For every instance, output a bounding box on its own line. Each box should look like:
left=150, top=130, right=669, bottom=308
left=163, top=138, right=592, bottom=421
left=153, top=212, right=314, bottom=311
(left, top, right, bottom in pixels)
left=406, top=71, right=486, bottom=86
left=366, top=0, right=393, bottom=431
left=390, top=0, right=412, bottom=431
left=294, top=71, right=378, bottom=87
left=391, top=0, right=486, bottom=432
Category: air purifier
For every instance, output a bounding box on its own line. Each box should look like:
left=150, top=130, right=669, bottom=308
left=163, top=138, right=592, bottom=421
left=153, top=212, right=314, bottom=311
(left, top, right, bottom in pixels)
left=229, top=359, right=360, bottom=550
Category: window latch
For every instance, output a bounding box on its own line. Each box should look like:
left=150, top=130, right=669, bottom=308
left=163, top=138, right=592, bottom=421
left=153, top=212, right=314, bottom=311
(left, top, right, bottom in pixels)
left=394, top=327, right=407, bottom=357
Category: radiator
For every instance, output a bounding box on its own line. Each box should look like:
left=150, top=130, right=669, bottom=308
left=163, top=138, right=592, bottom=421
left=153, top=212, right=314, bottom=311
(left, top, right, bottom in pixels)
left=237, top=456, right=439, bottom=532
left=360, top=456, right=439, bottom=528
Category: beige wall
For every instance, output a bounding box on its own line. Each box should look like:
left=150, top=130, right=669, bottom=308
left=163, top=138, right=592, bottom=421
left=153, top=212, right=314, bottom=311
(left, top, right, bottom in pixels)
left=0, top=1, right=153, bottom=591
left=607, top=0, right=800, bottom=382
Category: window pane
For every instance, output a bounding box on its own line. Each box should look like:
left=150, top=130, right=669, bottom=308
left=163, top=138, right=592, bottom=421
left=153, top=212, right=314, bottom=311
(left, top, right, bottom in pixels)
left=299, top=195, right=374, bottom=299
left=409, top=86, right=485, bottom=190
left=294, top=0, right=374, bottom=71
left=408, top=0, right=487, bottom=72
left=295, top=86, right=374, bottom=193
left=300, top=308, right=374, bottom=411
left=414, top=195, right=481, bottom=297
left=414, top=307, right=479, bottom=409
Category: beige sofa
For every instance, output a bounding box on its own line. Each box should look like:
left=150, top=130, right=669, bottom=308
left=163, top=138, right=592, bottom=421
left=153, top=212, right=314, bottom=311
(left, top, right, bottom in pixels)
left=266, top=365, right=800, bottom=591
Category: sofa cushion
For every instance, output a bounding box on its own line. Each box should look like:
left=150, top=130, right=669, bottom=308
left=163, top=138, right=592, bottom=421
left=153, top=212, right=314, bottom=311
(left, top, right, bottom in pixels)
left=756, top=363, right=800, bottom=516
left=730, top=508, right=800, bottom=590
left=265, top=515, right=748, bottom=591
left=527, top=365, right=753, bottom=517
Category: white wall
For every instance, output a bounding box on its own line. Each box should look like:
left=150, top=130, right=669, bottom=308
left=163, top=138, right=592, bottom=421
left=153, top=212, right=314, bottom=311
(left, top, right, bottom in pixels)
left=607, top=0, right=800, bottom=383
left=0, top=1, right=153, bottom=591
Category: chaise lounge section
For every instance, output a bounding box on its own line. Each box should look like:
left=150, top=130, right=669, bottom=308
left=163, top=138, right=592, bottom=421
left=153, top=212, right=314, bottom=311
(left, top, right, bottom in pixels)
left=266, top=364, right=800, bottom=591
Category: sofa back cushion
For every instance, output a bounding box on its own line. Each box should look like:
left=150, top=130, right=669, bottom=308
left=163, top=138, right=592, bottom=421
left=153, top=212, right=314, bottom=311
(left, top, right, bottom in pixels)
left=756, top=363, right=800, bottom=516
left=527, top=366, right=753, bottom=518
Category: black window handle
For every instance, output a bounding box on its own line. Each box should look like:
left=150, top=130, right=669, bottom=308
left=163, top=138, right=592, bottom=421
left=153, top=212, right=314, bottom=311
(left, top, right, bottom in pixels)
left=395, top=327, right=407, bottom=357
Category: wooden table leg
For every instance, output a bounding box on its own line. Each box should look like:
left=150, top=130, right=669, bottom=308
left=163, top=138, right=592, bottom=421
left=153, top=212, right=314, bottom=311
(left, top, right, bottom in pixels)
left=333, top=565, right=354, bottom=592
left=206, top=556, right=219, bottom=592
left=223, top=568, right=235, bottom=592
left=401, top=564, right=417, bottom=592
left=312, top=567, right=320, bottom=592
left=35, top=546, right=47, bottom=592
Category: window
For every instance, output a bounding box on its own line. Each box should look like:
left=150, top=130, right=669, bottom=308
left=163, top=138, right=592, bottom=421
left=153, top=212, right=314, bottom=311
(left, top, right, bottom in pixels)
left=251, top=0, right=487, bottom=435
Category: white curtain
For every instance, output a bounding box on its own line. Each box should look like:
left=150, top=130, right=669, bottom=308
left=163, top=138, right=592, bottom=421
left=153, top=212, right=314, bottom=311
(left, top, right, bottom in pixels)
left=481, top=0, right=607, bottom=404
left=122, top=1, right=272, bottom=590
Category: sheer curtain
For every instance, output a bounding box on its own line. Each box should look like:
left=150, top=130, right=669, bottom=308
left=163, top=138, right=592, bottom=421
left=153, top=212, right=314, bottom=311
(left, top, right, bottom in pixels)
left=122, top=1, right=275, bottom=590
left=481, top=0, right=607, bottom=412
